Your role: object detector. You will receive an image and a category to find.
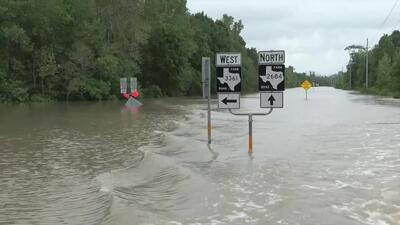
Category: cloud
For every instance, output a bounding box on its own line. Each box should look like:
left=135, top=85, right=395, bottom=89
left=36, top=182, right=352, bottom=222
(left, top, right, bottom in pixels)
left=187, top=0, right=400, bottom=74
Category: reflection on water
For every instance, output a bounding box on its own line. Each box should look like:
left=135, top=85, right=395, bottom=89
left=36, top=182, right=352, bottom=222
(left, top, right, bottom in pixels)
left=1, top=89, right=399, bottom=225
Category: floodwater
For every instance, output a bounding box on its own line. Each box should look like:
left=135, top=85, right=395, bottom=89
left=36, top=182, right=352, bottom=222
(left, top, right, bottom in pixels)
left=0, top=87, right=399, bottom=225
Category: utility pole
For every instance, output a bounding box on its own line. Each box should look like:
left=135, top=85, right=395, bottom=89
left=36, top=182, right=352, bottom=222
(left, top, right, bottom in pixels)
left=366, top=38, right=369, bottom=89
left=349, top=59, right=352, bottom=89
left=345, top=45, right=364, bottom=90
left=350, top=67, right=352, bottom=89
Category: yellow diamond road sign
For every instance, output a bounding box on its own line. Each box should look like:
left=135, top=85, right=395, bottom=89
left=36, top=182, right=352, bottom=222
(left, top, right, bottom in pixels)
left=301, top=80, right=312, bottom=91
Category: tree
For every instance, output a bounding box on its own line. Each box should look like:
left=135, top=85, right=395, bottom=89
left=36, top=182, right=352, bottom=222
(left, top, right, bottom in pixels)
left=337, top=30, right=400, bottom=96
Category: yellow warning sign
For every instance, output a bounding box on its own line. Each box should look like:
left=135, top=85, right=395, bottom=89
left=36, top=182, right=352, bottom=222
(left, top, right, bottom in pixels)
left=301, top=80, right=312, bottom=91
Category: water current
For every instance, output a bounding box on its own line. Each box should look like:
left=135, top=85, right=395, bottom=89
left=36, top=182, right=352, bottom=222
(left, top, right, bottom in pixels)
left=0, top=88, right=399, bottom=225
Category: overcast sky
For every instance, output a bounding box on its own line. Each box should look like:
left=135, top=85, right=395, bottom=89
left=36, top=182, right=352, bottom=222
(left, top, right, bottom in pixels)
left=187, top=0, right=400, bottom=75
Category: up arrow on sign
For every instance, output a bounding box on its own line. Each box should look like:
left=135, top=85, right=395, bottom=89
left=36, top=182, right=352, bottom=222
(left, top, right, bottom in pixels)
left=260, top=92, right=283, bottom=108
left=268, top=95, right=275, bottom=106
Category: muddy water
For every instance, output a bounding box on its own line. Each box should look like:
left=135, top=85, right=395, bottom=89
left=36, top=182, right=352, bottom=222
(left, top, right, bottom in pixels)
left=0, top=88, right=399, bottom=225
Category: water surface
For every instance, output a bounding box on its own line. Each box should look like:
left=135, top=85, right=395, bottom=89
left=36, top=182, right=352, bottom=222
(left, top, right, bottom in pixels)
left=1, top=88, right=399, bottom=225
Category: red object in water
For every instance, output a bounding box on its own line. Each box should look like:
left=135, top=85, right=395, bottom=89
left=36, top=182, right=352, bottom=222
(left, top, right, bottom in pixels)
left=122, top=93, right=130, bottom=99
left=132, top=89, right=140, bottom=98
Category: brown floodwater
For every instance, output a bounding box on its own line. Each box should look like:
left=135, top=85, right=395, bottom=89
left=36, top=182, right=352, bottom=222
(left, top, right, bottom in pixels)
left=0, top=88, right=399, bottom=225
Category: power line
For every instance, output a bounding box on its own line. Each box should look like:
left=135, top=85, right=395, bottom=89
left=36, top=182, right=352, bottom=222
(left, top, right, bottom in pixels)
left=372, top=0, right=400, bottom=45
left=379, top=0, right=400, bottom=29
left=394, top=10, right=400, bottom=28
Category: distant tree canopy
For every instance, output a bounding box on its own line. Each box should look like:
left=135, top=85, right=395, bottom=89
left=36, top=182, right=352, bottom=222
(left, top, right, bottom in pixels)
left=0, top=0, right=329, bottom=102
left=333, top=31, right=400, bottom=97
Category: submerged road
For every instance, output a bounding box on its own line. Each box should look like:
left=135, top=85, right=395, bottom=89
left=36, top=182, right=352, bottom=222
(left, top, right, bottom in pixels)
left=0, top=87, right=399, bottom=225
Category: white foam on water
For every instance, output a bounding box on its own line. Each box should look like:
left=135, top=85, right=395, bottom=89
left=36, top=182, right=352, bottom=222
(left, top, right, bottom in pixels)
left=333, top=180, right=351, bottom=189
left=209, top=219, right=223, bottom=225
left=225, top=210, right=248, bottom=222
left=332, top=198, right=399, bottom=225
left=246, top=201, right=264, bottom=209
left=332, top=204, right=351, bottom=213
left=276, top=219, right=290, bottom=225
left=301, top=184, right=326, bottom=191
left=167, top=221, right=183, bottom=225
left=362, top=169, right=375, bottom=176
left=365, top=211, right=391, bottom=225
left=267, top=194, right=283, bottom=205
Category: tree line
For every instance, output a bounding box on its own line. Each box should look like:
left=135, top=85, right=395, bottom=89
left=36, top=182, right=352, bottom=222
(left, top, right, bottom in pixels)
left=0, top=0, right=328, bottom=102
left=333, top=31, right=400, bottom=97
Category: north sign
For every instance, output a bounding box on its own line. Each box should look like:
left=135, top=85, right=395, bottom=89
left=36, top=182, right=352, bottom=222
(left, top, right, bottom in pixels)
left=259, top=65, right=285, bottom=91
left=259, top=51, right=285, bottom=65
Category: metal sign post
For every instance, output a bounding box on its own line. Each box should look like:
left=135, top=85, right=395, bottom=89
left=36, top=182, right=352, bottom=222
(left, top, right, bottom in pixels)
left=228, top=108, right=273, bottom=154
left=208, top=51, right=285, bottom=154
left=301, top=80, right=312, bottom=100
left=213, top=51, right=286, bottom=154
left=202, top=57, right=212, bottom=144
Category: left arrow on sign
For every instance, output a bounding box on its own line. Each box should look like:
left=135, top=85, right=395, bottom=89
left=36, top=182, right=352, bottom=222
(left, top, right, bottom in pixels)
left=222, top=97, right=237, bottom=105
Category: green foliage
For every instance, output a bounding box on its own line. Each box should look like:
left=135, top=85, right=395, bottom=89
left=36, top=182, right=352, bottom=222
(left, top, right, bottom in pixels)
left=285, top=66, right=331, bottom=88
left=376, top=53, right=392, bottom=89
left=0, top=0, right=326, bottom=102
left=95, top=55, right=120, bottom=80
left=0, top=71, right=29, bottom=102
left=143, top=85, right=163, bottom=98
left=140, top=24, right=195, bottom=96
left=334, top=30, right=400, bottom=96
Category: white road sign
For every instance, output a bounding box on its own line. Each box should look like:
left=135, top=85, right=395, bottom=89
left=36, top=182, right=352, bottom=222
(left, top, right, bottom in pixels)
left=120, top=78, right=127, bottom=94
left=260, top=92, right=284, bottom=108
left=259, top=65, right=285, bottom=91
left=130, top=77, right=137, bottom=91
left=217, top=68, right=241, bottom=91
left=216, top=53, right=241, bottom=67
left=259, top=51, right=285, bottom=65
left=218, top=93, right=240, bottom=109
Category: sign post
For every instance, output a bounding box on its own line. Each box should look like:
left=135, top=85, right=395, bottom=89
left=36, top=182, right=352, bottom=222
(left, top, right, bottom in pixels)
left=130, top=77, right=137, bottom=92
left=120, top=78, right=127, bottom=94
left=202, top=57, right=212, bottom=144
left=120, top=77, right=142, bottom=107
left=301, top=80, right=312, bottom=100
left=228, top=108, right=273, bottom=154
left=210, top=51, right=286, bottom=154
left=213, top=51, right=286, bottom=154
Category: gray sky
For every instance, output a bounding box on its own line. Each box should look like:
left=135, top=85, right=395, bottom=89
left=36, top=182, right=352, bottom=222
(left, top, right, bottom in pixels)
left=187, top=0, right=400, bottom=75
